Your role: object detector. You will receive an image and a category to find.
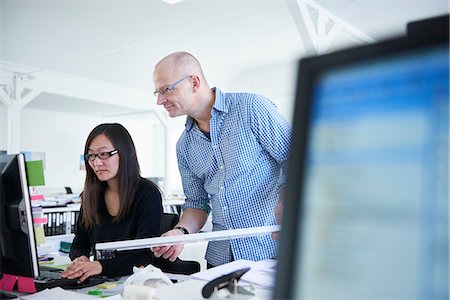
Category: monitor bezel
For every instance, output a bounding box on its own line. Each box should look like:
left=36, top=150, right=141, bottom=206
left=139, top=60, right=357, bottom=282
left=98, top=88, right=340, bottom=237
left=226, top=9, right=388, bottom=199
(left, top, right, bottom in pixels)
left=273, top=28, right=449, bottom=299
left=0, top=153, right=39, bottom=279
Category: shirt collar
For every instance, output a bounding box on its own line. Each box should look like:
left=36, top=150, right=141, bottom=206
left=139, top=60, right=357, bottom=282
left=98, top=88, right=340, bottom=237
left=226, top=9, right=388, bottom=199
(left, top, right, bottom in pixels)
left=211, top=88, right=228, bottom=113
left=185, top=87, right=227, bottom=131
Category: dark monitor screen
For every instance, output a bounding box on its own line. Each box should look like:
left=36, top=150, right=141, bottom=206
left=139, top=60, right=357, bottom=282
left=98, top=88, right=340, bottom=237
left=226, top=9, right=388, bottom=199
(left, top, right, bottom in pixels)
left=0, top=154, right=39, bottom=278
left=274, top=24, right=448, bottom=300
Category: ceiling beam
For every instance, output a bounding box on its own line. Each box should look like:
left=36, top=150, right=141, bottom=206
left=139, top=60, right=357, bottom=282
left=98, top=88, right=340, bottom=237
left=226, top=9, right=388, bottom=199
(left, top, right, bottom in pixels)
left=286, top=0, right=375, bottom=54
left=1, top=61, right=156, bottom=111
left=0, top=87, right=12, bottom=107
left=19, top=89, right=43, bottom=108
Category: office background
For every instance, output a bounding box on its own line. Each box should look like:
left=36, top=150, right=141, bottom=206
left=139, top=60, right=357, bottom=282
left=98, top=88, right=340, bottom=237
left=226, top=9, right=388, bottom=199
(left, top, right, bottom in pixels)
left=0, top=1, right=447, bottom=196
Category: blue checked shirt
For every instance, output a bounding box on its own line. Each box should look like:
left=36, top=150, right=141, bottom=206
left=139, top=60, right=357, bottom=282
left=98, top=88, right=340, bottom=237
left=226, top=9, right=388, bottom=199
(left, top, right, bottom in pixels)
left=177, top=88, right=291, bottom=266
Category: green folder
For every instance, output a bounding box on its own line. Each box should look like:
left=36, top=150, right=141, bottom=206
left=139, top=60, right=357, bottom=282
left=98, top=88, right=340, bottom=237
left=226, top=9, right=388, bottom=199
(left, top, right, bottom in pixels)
left=26, top=160, right=45, bottom=186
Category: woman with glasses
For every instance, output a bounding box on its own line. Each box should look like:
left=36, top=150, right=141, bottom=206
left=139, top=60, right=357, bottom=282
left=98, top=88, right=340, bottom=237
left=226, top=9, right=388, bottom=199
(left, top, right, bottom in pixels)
left=61, top=123, right=162, bottom=282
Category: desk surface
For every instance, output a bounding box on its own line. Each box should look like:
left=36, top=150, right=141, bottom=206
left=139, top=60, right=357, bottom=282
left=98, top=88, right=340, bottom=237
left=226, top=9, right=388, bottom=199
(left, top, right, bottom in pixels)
left=16, top=256, right=274, bottom=299
left=156, top=279, right=272, bottom=299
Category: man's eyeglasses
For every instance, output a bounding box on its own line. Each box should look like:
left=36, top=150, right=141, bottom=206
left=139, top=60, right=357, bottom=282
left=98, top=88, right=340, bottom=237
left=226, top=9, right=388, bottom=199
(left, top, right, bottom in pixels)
left=153, top=75, right=192, bottom=97
left=85, top=149, right=118, bottom=162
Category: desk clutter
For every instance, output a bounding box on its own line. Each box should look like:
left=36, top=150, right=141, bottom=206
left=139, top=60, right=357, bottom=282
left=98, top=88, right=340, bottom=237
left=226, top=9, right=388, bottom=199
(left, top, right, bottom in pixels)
left=191, top=259, right=276, bottom=289
left=39, top=205, right=80, bottom=236
left=43, top=209, right=79, bottom=236
left=2, top=259, right=274, bottom=299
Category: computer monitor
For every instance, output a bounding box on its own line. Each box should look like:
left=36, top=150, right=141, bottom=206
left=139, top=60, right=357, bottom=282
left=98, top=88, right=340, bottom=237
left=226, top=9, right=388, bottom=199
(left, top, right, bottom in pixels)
left=274, top=18, right=448, bottom=300
left=0, top=154, right=39, bottom=279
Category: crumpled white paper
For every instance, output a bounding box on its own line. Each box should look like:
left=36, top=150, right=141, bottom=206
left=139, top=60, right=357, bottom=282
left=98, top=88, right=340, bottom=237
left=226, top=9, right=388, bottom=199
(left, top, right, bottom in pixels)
left=122, top=264, right=173, bottom=300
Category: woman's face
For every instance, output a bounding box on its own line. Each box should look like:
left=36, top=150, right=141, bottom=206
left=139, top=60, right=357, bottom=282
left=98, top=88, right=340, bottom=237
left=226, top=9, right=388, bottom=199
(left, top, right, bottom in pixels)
left=87, top=134, right=120, bottom=182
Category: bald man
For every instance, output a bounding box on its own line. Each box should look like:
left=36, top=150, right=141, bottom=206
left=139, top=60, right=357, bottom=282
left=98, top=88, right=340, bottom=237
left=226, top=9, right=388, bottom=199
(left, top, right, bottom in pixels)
left=151, top=51, right=291, bottom=268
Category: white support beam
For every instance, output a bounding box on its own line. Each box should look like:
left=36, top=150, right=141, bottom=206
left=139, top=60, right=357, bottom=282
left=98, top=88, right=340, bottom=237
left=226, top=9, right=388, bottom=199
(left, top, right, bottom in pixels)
left=13, top=73, right=25, bottom=101
left=3, top=61, right=156, bottom=112
left=317, top=9, right=327, bottom=54
left=19, top=89, right=43, bottom=108
left=6, top=103, right=21, bottom=154
left=286, top=0, right=375, bottom=55
left=0, top=87, right=12, bottom=107
left=152, top=110, right=170, bottom=196
left=1, top=77, right=42, bottom=153
left=286, top=0, right=317, bottom=54
left=323, top=21, right=342, bottom=51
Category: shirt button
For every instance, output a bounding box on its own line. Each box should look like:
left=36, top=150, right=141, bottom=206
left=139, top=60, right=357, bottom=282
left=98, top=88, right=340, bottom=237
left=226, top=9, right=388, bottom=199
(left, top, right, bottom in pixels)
left=219, top=165, right=224, bottom=169
left=219, top=186, right=224, bottom=190
left=223, top=206, right=227, bottom=210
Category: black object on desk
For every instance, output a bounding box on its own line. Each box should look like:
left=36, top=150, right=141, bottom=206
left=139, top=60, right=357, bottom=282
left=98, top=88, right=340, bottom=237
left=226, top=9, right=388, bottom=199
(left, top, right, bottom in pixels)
left=201, top=267, right=251, bottom=298
left=0, top=289, right=18, bottom=299
left=35, top=266, right=105, bottom=291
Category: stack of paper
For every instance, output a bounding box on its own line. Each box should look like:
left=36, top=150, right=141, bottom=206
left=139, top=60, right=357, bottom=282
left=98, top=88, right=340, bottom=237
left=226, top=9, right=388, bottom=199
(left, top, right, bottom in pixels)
left=190, top=259, right=277, bottom=288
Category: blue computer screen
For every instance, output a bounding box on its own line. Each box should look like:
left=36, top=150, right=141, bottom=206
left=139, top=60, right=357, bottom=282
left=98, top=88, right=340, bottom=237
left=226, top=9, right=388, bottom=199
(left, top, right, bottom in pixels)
left=296, top=45, right=448, bottom=299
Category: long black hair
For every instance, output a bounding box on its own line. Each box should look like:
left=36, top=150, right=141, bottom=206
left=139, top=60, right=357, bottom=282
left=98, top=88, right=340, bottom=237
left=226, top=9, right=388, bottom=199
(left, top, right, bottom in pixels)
left=81, top=123, right=142, bottom=228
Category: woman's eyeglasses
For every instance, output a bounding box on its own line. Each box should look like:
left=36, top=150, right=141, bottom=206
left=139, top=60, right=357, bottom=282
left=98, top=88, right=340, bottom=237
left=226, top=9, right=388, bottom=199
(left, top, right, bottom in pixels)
left=85, top=149, right=118, bottom=162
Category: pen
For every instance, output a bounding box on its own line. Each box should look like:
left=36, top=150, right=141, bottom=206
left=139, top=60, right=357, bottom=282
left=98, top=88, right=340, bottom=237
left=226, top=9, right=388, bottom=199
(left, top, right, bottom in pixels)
left=39, top=256, right=54, bottom=262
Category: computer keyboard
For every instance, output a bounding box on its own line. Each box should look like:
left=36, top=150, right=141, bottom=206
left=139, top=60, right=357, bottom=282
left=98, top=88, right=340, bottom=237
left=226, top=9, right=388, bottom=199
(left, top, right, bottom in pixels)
left=34, top=268, right=105, bottom=291
left=35, top=273, right=79, bottom=291
left=37, top=269, right=64, bottom=281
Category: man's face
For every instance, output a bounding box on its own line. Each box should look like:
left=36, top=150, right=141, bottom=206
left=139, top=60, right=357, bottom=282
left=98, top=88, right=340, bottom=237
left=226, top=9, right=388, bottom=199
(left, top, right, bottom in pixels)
left=153, top=69, right=192, bottom=118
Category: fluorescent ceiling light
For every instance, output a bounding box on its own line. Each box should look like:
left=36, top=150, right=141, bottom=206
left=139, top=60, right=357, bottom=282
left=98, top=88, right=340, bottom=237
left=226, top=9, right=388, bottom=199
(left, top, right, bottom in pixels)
left=161, top=0, right=183, bottom=4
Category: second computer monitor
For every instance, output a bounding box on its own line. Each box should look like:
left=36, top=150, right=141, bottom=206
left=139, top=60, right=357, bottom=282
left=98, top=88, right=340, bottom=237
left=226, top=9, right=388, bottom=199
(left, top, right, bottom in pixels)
left=275, top=17, right=449, bottom=300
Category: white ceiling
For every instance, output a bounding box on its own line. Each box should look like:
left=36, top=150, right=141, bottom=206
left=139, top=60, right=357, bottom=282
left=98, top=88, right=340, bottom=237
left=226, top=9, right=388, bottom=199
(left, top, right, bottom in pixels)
left=1, top=0, right=448, bottom=116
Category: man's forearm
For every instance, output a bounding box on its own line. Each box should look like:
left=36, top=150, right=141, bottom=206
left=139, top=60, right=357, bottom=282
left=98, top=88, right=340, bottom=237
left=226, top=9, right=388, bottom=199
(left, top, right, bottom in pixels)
left=176, top=208, right=209, bottom=233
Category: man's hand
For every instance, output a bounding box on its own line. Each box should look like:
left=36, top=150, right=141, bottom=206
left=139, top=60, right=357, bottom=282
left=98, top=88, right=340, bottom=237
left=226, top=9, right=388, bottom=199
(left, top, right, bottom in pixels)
left=151, top=229, right=185, bottom=262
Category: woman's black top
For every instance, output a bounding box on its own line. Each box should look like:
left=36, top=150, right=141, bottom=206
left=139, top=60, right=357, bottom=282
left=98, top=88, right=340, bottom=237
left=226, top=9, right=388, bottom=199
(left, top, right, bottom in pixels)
left=69, top=178, right=163, bottom=277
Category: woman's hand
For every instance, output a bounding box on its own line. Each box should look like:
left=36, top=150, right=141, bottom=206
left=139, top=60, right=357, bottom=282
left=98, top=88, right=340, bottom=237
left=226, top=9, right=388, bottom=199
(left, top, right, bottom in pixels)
left=61, top=255, right=102, bottom=282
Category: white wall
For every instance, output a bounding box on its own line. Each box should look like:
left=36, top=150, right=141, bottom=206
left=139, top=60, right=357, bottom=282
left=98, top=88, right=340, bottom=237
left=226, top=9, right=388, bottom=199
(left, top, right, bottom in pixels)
left=20, top=108, right=161, bottom=193
left=20, top=108, right=102, bottom=191
left=102, top=113, right=160, bottom=178
left=230, top=59, right=298, bottom=124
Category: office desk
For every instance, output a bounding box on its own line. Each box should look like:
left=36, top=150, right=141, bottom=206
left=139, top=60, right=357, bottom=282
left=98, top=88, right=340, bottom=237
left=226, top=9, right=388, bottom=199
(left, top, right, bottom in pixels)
left=15, top=275, right=272, bottom=300
left=15, top=253, right=274, bottom=299
left=155, top=279, right=272, bottom=299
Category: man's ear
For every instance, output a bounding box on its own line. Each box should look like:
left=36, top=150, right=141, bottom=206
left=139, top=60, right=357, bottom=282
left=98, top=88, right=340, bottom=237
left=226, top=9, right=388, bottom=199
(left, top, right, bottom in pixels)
left=191, top=75, right=201, bottom=92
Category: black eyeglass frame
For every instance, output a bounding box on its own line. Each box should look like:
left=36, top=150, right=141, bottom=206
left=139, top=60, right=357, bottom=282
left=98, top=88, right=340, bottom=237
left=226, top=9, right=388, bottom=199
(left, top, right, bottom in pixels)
left=85, top=149, right=118, bottom=162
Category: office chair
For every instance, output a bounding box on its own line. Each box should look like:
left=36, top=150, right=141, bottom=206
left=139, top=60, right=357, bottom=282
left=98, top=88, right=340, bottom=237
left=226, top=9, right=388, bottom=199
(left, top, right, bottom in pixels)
left=160, top=212, right=179, bottom=233
left=152, top=213, right=201, bottom=275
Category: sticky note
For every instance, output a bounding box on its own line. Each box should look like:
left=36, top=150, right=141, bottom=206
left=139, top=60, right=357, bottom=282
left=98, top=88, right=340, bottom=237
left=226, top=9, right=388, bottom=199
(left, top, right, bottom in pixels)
left=34, top=226, right=45, bottom=245
left=88, top=289, right=102, bottom=295
left=97, top=282, right=117, bottom=289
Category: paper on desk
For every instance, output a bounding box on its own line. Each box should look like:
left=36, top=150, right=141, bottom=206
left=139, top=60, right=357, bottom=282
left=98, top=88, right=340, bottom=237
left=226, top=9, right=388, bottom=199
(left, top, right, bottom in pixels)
left=19, top=287, right=98, bottom=300
left=190, top=259, right=277, bottom=288
left=191, top=260, right=255, bottom=281
left=36, top=245, right=55, bottom=257
left=241, top=259, right=277, bottom=288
